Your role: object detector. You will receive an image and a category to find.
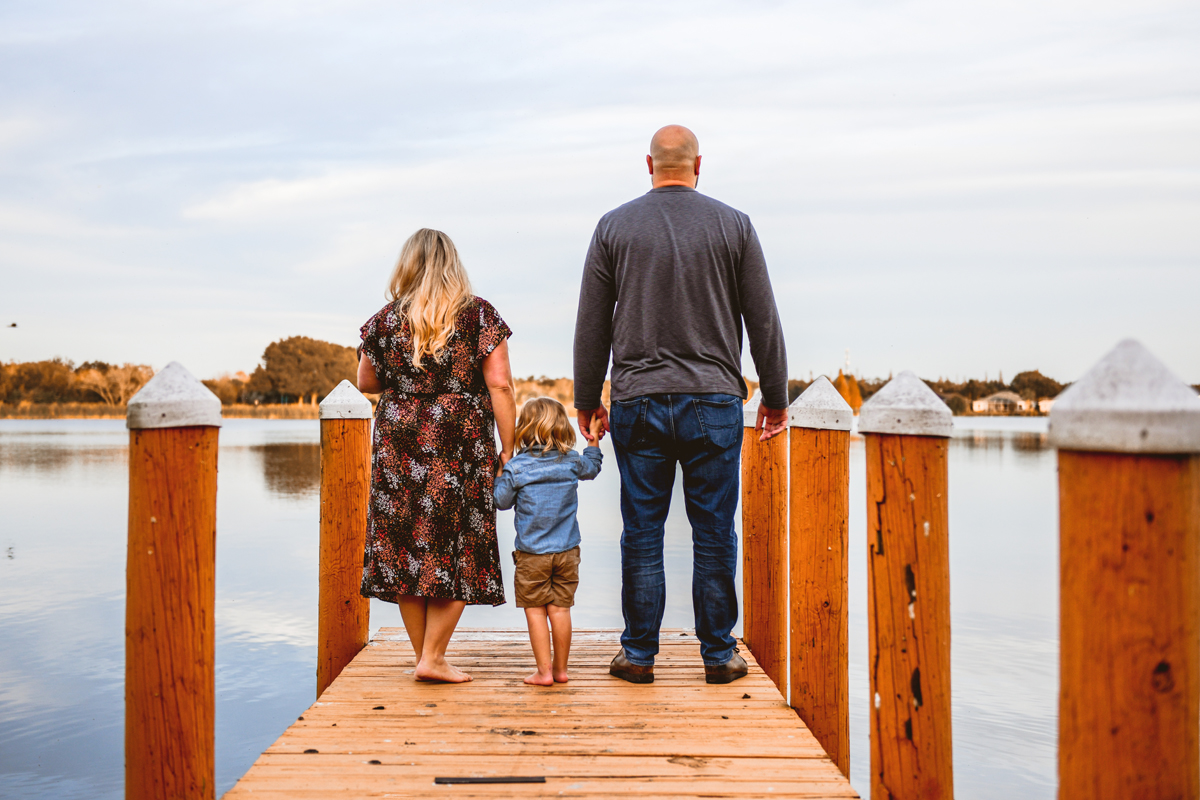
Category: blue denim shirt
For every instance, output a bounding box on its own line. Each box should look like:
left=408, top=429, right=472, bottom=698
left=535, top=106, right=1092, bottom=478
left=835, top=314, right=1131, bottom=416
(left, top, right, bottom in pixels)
left=493, top=445, right=603, bottom=554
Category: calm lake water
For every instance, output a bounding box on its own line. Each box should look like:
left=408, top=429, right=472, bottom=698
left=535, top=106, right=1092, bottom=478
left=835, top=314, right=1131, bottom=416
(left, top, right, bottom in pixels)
left=0, top=416, right=1057, bottom=798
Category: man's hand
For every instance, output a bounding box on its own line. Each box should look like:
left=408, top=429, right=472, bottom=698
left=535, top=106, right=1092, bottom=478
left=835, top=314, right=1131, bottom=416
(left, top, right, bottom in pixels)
left=756, top=403, right=788, bottom=442
left=578, top=405, right=610, bottom=444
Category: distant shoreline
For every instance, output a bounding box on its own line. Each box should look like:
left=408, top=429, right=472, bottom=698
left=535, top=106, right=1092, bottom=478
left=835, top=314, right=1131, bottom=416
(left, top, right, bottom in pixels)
left=0, top=403, right=322, bottom=420
left=2, top=400, right=1051, bottom=421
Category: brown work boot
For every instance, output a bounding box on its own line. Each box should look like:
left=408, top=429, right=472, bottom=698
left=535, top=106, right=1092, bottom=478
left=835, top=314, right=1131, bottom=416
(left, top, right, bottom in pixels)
left=609, top=649, right=654, bottom=684
left=705, top=651, right=749, bottom=684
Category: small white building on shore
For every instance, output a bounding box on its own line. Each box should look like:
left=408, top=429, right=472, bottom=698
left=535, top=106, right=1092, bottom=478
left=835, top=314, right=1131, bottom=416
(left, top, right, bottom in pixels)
left=971, top=391, right=1030, bottom=414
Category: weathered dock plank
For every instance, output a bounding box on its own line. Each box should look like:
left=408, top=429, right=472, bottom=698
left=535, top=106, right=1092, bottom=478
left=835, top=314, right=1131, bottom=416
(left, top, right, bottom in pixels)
left=224, top=628, right=860, bottom=799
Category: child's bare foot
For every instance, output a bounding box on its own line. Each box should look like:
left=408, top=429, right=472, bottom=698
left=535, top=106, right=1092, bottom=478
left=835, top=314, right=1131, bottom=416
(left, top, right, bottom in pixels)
left=415, top=658, right=472, bottom=683
left=525, top=670, right=554, bottom=686
left=552, top=669, right=569, bottom=683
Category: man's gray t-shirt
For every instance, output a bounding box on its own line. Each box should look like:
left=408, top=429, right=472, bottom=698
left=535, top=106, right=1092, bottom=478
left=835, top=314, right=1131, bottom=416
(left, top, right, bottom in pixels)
left=573, top=185, right=789, bottom=410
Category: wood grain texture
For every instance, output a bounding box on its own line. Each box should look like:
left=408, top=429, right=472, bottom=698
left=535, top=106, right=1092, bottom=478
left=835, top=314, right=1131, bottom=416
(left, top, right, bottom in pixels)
left=1058, top=451, right=1200, bottom=800
left=317, top=417, right=372, bottom=698
left=126, top=426, right=218, bottom=800
left=865, top=434, right=952, bottom=800
left=741, top=429, right=788, bottom=690
left=224, top=629, right=860, bottom=799
left=789, top=427, right=850, bottom=777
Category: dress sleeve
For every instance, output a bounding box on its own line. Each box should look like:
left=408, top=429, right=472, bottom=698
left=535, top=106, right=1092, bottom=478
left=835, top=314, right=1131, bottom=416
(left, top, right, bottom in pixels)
left=360, top=310, right=388, bottom=384
left=475, top=298, right=513, bottom=361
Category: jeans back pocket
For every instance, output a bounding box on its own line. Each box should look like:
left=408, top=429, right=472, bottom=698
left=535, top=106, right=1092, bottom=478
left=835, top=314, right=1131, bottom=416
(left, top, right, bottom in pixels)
left=610, top=397, right=648, bottom=449
left=694, top=396, right=743, bottom=450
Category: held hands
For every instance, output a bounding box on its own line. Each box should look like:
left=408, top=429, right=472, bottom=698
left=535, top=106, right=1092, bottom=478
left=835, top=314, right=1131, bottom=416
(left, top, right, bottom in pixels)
left=496, top=449, right=512, bottom=477
left=756, top=403, right=788, bottom=442
left=588, top=413, right=607, bottom=444
left=578, top=405, right=610, bottom=445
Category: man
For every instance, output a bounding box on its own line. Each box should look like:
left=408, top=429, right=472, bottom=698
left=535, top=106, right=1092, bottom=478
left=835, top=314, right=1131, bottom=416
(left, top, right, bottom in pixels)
left=573, top=124, right=789, bottom=685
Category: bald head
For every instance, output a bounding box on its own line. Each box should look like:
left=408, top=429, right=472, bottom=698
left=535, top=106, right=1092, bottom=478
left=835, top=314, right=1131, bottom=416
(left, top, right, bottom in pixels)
left=647, top=125, right=701, bottom=187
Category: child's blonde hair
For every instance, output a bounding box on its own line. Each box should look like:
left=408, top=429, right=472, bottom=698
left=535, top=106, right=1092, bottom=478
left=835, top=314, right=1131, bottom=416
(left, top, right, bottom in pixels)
left=515, top=397, right=576, bottom=456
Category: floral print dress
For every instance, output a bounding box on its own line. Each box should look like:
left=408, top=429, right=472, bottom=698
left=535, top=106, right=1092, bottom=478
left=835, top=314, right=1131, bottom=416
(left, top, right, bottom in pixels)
left=359, top=296, right=511, bottom=606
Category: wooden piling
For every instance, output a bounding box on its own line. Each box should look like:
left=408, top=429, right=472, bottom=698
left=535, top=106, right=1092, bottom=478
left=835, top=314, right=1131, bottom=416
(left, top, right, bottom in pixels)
left=1049, top=339, right=1200, bottom=800
left=788, top=377, right=853, bottom=777
left=741, top=390, right=788, bottom=689
left=125, top=363, right=222, bottom=800
left=317, top=380, right=373, bottom=697
left=859, top=372, right=954, bottom=800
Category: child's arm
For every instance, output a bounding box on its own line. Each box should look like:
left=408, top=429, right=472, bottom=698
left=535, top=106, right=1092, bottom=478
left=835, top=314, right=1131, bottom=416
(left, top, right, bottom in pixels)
left=577, top=446, right=603, bottom=481
left=589, top=414, right=606, bottom=443
left=493, top=463, right=518, bottom=510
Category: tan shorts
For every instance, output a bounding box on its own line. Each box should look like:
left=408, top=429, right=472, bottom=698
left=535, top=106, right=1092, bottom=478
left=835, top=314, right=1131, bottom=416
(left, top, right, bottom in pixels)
left=513, top=546, right=580, bottom=609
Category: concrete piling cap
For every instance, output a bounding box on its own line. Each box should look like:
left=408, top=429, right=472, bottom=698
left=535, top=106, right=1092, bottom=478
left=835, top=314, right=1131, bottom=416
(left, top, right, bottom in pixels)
left=743, top=388, right=763, bottom=427
left=1048, top=338, right=1200, bottom=454
left=789, top=375, right=853, bottom=431
left=858, top=370, right=953, bottom=438
left=126, top=362, right=223, bottom=430
left=319, top=380, right=374, bottom=420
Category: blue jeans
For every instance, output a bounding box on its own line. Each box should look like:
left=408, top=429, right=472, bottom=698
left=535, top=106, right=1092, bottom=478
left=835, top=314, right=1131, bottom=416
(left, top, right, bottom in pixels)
left=609, top=393, right=743, bottom=666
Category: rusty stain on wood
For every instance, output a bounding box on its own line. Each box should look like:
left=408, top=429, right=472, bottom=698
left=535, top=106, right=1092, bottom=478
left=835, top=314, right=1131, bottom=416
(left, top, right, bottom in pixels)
left=1058, top=450, right=1200, bottom=799
left=126, top=426, right=218, bottom=800
left=790, top=426, right=850, bottom=777
left=224, top=629, right=859, bottom=798
left=865, top=434, right=952, bottom=800
left=741, top=430, right=788, bottom=690
left=317, top=417, right=371, bottom=697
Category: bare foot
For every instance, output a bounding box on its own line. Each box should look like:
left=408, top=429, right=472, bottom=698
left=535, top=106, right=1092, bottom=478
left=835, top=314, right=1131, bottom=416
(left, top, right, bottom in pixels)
left=415, top=658, right=473, bottom=683
left=525, top=671, right=554, bottom=686
left=552, top=669, right=569, bottom=683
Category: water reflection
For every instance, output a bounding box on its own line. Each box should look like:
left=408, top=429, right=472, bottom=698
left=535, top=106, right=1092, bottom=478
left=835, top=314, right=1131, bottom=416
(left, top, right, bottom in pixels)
left=251, top=443, right=320, bottom=498
left=0, top=418, right=1061, bottom=800
left=953, top=429, right=1049, bottom=453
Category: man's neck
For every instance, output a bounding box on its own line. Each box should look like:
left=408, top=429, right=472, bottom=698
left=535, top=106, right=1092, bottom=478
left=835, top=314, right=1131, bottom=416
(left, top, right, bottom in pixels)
left=651, top=178, right=696, bottom=189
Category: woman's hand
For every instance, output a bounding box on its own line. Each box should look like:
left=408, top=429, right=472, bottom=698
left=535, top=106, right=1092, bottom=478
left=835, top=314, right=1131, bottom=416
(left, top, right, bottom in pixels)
left=496, top=449, right=513, bottom=477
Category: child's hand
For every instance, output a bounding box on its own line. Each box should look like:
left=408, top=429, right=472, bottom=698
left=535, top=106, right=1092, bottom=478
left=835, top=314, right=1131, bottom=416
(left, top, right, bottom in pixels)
left=588, top=415, right=606, bottom=443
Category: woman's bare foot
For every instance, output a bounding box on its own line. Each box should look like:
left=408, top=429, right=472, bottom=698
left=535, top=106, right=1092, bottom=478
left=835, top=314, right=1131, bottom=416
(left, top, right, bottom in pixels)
left=552, top=669, right=569, bottom=683
left=414, top=657, right=472, bottom=683
left=525, top=670, right=554, bottom=686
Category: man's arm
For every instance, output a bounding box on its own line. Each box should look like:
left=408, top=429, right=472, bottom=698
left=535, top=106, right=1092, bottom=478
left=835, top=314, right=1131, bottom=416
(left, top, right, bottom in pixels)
left=573, top=225, right=616, bottom=442
left=738, top=223, right=789, bottom=439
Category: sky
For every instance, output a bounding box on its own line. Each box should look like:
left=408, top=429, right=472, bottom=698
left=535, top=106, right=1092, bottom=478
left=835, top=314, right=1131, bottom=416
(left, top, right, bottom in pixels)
left=1, top=0, right=1197, bottom=384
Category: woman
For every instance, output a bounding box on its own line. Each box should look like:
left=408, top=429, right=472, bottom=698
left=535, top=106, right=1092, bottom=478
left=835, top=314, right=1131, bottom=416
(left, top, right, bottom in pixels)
left=357, top=228, right=516, bottom=683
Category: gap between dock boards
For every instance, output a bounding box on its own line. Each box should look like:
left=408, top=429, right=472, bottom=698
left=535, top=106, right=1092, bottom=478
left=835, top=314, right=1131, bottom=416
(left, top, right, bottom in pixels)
left=223, top=628, right=859, bottom=799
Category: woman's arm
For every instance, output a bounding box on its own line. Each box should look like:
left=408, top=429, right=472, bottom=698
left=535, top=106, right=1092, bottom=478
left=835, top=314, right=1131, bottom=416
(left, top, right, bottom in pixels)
left=482, top=338, right=516, bottom=474
left=357, top=351, right=383, bottom=394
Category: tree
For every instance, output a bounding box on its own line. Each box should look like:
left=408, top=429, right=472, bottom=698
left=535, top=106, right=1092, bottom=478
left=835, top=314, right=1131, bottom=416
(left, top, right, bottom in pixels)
left=0, top=359, right=82, bottom=403
left=1010, top=370, right=1065, bottom=400
left=248, top=336, right=357, bottom=404
left=77, top=363, right=153, bottom=405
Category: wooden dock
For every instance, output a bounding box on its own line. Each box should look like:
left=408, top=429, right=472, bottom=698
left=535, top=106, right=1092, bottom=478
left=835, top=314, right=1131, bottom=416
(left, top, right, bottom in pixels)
left=224, top=628, right=860, bottom=799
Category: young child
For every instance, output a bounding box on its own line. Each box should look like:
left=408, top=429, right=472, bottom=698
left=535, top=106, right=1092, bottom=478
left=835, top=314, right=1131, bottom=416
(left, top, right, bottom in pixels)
left=494, top=397, right=603, bottom=686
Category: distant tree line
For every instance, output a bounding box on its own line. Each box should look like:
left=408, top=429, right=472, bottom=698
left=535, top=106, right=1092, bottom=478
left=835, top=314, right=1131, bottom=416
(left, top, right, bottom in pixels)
left=2, top=336, right=357, bottom=408
left=0, top=359, right=152, bottom=405
left=782, top=369, right=1071, bottom=415
left=16, top=349, right=1187, bottom=416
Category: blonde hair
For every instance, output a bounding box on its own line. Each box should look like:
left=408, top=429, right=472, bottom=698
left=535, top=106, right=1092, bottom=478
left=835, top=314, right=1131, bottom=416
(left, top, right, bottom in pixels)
left=387, top=228, right=474, bottom=369
left=515, top=397, right=576, bottom=456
